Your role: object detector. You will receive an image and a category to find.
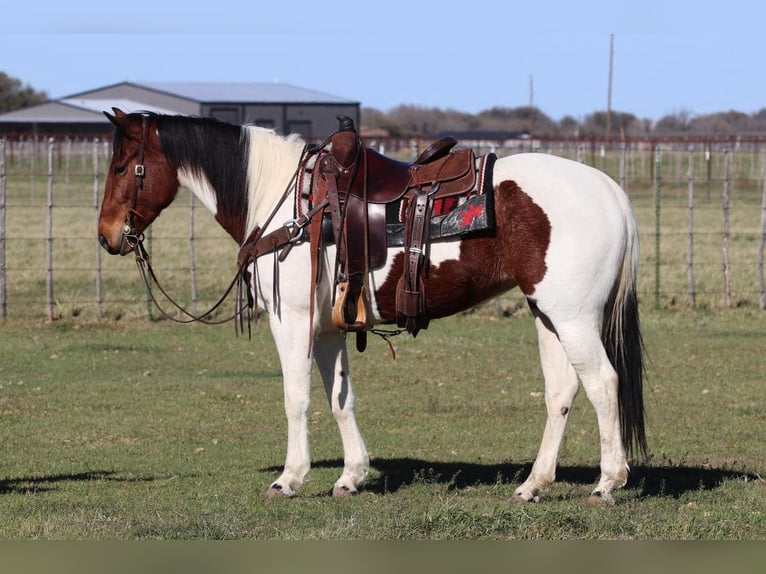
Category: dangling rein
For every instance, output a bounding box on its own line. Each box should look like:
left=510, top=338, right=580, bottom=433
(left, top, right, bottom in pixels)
left=123, top=141, right=325, bottom=337
left=122, top=229, right=246, bottom=326
left=123, top=132, right=404, bottom=354
left=122, top=142, right=313, bottom=333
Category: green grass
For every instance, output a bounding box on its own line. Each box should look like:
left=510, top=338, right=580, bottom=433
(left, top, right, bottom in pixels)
left=0, top=307, right=763, bottom=539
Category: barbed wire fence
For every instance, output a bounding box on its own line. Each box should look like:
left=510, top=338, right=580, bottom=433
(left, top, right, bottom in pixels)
left=1, top=135, right=765, bottom=322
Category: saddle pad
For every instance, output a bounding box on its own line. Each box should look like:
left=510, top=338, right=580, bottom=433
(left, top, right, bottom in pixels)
left=386, top=193, right=492, bottom=247
left=386, top=152, right=496, bottom=246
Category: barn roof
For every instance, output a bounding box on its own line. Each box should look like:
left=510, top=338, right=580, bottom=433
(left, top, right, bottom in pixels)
left=62, top=97, right=181, bottom=116
left=75, top=81, right=357, bottom=105
left=0, top=98, right=181, bottom=123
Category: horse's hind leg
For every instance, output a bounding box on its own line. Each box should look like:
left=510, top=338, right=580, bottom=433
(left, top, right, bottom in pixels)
left=548, top=315, right=629, bottom=505
left=512, top=307, right=580, bottom=503
left=313, top=331, right=369, bottom=496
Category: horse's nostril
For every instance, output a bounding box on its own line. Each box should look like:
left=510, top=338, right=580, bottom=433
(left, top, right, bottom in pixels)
left=98, top=234, right=119, bottom=254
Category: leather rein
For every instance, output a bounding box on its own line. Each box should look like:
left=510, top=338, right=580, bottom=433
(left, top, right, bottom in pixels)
left=120, top=115, right=316, bottom=329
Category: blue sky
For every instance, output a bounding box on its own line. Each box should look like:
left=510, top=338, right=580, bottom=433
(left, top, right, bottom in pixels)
left=2, top=0, right=764, bottom=121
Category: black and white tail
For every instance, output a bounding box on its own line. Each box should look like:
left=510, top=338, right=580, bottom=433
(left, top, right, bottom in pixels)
left=602, top=201, right=648, bottom=460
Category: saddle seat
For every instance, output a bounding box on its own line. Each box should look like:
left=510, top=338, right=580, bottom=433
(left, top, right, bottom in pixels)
left=339, top=138, right=476, bottom=205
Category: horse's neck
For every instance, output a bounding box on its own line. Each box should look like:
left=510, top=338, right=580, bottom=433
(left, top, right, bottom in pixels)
left=177, top=169, right=222, bottom=217
left=244, top=127, right=306, bottom=237
left=175, top=126, right=305, bottom=243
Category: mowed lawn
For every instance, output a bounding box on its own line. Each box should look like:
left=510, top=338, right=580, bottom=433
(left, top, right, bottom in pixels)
left=0, top=305, right=764, bottom=539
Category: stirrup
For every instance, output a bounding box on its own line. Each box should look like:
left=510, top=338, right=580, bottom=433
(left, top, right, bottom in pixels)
left=332, top=281, right=370, bottom=332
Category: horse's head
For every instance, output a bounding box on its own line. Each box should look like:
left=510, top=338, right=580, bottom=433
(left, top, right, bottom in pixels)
left=98, top=108, right=179, bottom=255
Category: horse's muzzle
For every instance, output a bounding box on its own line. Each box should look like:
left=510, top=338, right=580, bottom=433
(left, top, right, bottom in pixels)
left=98, top=233, right=131, bottom=256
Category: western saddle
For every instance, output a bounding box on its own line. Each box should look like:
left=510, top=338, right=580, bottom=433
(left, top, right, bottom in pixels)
left=239, top=116, right=492, bottom=353
left=311, top=116, right=483, bottom=351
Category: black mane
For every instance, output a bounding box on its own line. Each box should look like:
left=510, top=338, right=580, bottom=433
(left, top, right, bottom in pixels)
left=154, top=114, right=249, bottom=222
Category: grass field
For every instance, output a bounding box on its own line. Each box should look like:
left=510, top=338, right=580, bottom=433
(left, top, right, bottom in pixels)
left=0, top=305, right=763, bottom=539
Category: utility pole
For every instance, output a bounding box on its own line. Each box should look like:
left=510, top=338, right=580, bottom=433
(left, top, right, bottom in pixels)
left=529, top=74, right=534, bottom=108
left=606, top=33, right=614, bottom=141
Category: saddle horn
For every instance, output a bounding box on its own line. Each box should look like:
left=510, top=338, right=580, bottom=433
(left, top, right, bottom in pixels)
left=336, top=115, right=356, bottom=132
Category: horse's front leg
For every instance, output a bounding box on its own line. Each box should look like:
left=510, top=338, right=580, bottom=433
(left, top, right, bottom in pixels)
left=313, top=331, right=369, bottom=496
left=266, top=314, right=314, bottom=498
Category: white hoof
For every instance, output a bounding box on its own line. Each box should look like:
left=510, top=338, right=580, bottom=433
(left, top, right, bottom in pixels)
left=332, top=484, right=358, bottom=497
left=511, top=491, right=540, bottom=503
left=587, top=491, right=615, bottom=506
left=265, top=483, right=294, bottom=498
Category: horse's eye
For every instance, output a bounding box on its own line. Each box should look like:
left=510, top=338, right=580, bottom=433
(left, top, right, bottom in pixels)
left=114, top=165, right=127, bottom=175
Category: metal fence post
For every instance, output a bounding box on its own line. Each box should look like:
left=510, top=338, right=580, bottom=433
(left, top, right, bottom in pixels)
left=46, top=138, right=54, bottom=322
left=654, top=144, right=662, bottom=310
left=705, top=143, right=712, bottom=203
left=722, top=149, right=732, bottom=307
left=687, top=145, right=696, bottom=308
left=0, top=138, right=6, bottom=320
left=190, top=193, right=198, bottom=316
left=619, top=143, right=627, bottom=192
left=93, top=139, right=103, bottom=317
left=758, top=152, right=766, bottom=310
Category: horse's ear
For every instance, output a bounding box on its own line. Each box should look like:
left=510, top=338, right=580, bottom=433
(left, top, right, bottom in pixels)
left=104, top=110, right=121, bottom=129
left=103, top=108, right=134, bottom=137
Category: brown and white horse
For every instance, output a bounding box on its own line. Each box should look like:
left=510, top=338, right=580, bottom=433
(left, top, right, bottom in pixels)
left=97, top=109, right=646, bottom=504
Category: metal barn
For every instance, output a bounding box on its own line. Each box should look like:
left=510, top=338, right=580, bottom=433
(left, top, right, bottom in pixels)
left=0, top=81, right=360, bottom=139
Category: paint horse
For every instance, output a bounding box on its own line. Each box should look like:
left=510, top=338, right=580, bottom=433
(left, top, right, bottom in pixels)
left=97, top=109, right=646, bottom=504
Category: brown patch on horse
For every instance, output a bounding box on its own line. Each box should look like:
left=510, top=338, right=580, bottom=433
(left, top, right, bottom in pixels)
left=374, top=180, right=551, bottom=321
left=498, top=179, right=551, bottom=294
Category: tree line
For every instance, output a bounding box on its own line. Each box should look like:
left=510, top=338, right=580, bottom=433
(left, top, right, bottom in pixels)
left=362, top=104, right=766, bottom=139
left=3, top=70, right=765, bottom=139
left=0, top=72, right=47, bottom=113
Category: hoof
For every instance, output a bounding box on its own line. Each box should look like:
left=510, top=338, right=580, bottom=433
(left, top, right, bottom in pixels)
left=265, top=484, right=293, bottom=499
left=332, top=485, right=358, bottom=497
left=511, top=492, right=540, bottom=503
left=587, top=491, right=615, bottom=506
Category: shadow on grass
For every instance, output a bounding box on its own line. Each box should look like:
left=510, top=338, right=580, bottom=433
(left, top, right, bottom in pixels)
left=0, top=470, right=157, bottom=495
left=291, top=458, right=761, bottom=498
left=4, top=462, right=758, bottom=500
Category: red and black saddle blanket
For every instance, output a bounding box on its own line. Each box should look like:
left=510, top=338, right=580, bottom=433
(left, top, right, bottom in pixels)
left=386, top=152, right=496, bottom=247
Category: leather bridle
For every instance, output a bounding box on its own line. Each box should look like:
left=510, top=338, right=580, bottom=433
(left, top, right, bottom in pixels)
left=121, top=114, right=148, bottom=252
left=118, top=115, right=308, bottom=330
left=118, top=114, right=246, bottom=327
